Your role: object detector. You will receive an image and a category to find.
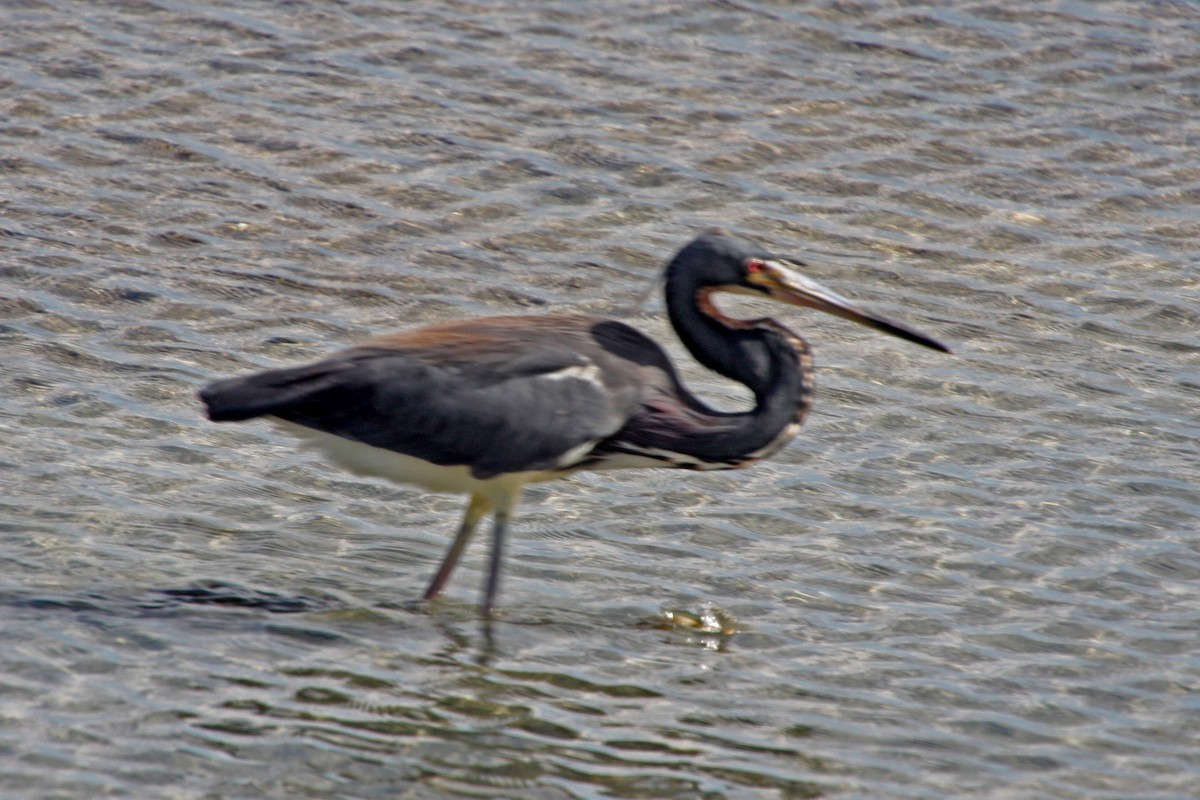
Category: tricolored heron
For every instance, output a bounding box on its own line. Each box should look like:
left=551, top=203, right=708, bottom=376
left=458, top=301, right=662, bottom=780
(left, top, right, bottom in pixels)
left=200, top=230, right=950, bottom=614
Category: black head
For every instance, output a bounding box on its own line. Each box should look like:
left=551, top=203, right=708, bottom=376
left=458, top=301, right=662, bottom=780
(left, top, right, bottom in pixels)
left=665, top=228, right=768, bottom=291
left=665, top=229, right=952, bottom=354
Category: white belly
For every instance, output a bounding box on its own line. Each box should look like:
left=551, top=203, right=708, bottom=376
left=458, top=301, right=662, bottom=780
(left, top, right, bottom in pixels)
left=270, top=419, right=563, bottom=500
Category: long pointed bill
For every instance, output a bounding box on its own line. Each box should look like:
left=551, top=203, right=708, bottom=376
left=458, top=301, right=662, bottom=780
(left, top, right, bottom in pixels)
left=748, top=258, right=953, bottom=353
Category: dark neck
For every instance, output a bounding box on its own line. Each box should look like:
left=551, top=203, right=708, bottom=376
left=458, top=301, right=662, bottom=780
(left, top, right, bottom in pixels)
left=664, top=275, right=814, bottom=459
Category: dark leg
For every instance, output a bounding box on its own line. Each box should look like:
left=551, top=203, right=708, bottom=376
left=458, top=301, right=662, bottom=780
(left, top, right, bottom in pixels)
left=482, top=494, right=516, bottom=616
left=423, top=494, right=489, bottom=602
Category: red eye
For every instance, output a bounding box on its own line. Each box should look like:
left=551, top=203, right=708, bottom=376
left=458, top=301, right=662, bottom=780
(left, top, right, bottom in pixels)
left=746, top=259, right=765, bottom=273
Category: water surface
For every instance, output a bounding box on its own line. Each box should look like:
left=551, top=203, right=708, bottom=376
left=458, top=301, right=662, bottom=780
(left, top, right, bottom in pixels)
left=2, top=1, right=1198, bottom=798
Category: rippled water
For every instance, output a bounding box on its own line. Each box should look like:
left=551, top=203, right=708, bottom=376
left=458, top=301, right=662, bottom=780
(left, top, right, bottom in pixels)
left=3, top=1, right=1199, bottom=798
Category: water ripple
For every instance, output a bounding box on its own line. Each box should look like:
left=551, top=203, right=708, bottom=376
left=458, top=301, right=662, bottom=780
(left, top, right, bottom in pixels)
left=3, top=1, right=1200, bottom=798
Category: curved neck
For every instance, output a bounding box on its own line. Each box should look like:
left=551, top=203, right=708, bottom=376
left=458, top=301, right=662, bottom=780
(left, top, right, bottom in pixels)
left=664, top=274, right=814, bottom=460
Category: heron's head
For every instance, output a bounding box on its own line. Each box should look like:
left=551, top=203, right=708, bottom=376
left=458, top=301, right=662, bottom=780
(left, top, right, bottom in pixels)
left=667, top=229, right=952, bottom=353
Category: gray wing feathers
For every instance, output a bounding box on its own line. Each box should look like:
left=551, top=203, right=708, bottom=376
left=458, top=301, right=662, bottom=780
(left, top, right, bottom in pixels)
left=201, top=345, right=635, bottom=479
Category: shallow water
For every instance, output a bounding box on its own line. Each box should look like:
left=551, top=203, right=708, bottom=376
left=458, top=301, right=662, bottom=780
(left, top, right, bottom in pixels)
left=3, top=1, right=1199, bottom=798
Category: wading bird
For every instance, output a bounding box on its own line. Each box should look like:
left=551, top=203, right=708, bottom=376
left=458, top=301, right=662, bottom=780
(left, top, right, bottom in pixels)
left=200, top=230, right=950, bottom=614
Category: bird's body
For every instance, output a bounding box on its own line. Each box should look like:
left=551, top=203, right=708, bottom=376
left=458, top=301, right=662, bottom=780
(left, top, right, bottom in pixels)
left=200, top=230, right=950, bottom=614
left=251, top=313, right=800, bottom=490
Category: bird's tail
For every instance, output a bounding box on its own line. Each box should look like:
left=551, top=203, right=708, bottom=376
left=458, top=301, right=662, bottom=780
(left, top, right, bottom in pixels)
left=198, top=362, right=350, bottom=422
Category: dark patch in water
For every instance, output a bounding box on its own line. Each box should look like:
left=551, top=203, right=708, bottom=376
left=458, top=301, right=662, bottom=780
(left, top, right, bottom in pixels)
left=5, top=582, right=338, bottom=617
left=144, top=581, right=336, bottom=614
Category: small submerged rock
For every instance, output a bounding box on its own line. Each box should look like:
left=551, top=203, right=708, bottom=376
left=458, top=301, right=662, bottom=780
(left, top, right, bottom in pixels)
left=652, top=602, right=738, bottom=636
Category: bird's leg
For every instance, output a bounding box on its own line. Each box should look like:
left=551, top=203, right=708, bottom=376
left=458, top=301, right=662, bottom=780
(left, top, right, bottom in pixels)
left=423, top=493, right=490, bottom=602
left=482, top=491, right=519, bottom=617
